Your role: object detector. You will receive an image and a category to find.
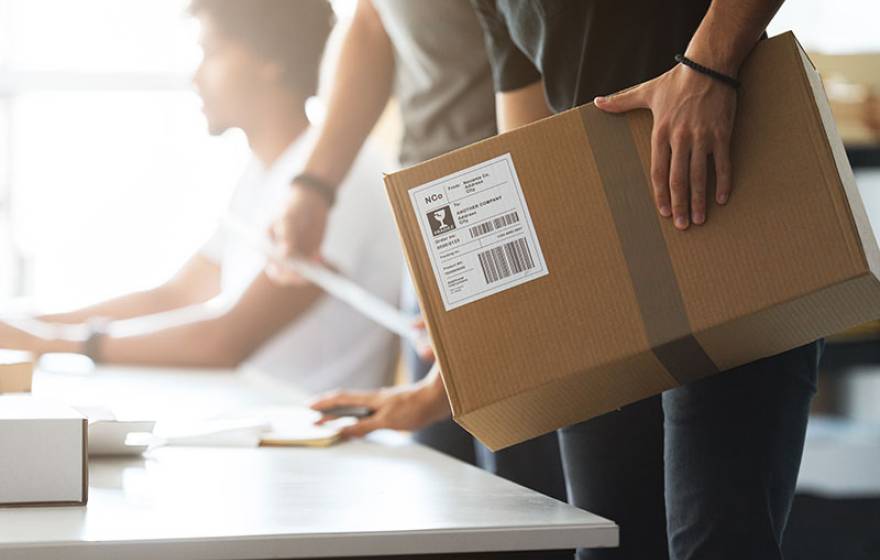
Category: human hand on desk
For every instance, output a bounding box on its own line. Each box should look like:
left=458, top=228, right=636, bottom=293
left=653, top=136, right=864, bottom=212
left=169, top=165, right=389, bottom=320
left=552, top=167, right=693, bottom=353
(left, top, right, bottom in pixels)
left=310, top=363, right=451, bottom=438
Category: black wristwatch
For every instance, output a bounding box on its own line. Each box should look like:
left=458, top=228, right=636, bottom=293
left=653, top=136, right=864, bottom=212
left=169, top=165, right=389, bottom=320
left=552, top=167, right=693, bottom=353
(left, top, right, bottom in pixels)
left=82, top=317, right=110, bottom=364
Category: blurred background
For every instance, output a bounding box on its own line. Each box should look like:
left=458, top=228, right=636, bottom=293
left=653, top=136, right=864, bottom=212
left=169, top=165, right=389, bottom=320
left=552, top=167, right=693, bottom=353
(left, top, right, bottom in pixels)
left=0, top=0, right=879, bottom=555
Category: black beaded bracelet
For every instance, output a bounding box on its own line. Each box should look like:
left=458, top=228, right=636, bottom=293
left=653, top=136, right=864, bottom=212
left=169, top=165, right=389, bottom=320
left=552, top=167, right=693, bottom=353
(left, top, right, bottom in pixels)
left=292, top=173, right=337, bottom=207
left=674, top=54, right=741, bottom=90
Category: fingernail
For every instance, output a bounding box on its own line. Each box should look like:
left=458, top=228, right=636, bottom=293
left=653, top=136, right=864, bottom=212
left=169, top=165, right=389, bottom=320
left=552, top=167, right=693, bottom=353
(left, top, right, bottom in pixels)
left=693, top=213, right=705, bottom=225
left=594, top=96, right=605, bottom=104
left=675, top=216, right=689, bottom=229
left=718, top=193, right=728, bottom=204
left=660, top=205, right=671, bottom=217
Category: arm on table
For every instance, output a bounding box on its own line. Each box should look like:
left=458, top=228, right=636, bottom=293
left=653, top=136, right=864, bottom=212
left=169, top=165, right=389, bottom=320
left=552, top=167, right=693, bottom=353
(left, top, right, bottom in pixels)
left=1, top=267, right=322, bottom=368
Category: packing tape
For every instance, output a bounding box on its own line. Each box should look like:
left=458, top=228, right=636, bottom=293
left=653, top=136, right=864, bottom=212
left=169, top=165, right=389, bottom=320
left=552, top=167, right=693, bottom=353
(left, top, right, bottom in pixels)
left=580, top=106, right=718, bottom=384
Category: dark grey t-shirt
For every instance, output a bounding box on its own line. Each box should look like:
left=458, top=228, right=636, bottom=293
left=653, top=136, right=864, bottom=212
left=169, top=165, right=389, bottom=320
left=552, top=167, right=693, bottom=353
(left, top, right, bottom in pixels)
left=371, top=0, right=497, bottom=166
left=471, top=0, right=711, bottom=112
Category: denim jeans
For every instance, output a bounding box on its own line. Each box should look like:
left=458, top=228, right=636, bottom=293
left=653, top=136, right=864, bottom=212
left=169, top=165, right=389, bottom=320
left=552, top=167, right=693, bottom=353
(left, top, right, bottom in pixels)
left=558, top=341, right=822, bottom=560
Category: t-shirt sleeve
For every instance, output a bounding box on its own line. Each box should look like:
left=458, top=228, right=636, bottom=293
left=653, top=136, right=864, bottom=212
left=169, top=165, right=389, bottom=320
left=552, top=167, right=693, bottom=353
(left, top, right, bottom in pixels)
left=471, top=0, right=542, bottom=92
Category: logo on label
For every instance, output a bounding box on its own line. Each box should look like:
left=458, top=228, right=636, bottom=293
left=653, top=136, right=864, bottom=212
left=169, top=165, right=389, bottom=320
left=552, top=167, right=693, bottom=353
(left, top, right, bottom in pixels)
left=427, top=205, right=455, bottom=236
left=424, top=192, right=444, bottom=205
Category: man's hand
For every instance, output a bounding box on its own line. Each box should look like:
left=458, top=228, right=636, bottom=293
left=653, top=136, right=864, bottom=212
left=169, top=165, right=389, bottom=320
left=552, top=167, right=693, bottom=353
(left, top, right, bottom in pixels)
left=595, top=63, right=736, bottom=230
left=267, top=185, right=330, bottom=284
left=310, top=367, right=451, bottom=438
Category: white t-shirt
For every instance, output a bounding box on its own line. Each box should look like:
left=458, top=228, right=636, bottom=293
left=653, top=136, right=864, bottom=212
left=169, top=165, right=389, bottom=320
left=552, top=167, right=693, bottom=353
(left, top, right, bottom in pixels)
left=201, top=130, right=402, bottom=395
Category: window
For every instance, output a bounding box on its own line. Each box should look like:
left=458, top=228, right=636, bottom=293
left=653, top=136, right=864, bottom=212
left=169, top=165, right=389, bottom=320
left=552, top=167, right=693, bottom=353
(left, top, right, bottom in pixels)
left=0, top=0, right=248, bottom=308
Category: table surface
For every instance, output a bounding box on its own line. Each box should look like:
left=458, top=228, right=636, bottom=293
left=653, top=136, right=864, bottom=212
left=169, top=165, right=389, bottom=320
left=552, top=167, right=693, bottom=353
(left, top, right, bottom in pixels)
left=0, top=364, right=617, bottom=559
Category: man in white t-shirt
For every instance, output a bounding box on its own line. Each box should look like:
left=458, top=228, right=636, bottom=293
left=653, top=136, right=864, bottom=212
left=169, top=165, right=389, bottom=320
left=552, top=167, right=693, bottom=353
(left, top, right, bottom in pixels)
left=0, top=0, right=401, bottom=394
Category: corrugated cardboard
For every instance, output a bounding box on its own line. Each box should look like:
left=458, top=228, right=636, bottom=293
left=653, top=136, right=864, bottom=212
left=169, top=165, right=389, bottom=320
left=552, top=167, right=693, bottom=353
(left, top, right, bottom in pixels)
left=0, top=350, right=34, bottom=394
left=384, top=33, right=880, bottom=451
left=0, top=396, right=88, bottom=506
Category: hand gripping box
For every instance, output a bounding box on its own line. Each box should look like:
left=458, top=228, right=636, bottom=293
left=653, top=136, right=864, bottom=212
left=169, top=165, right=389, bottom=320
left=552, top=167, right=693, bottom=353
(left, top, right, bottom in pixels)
left=0, top=396, right=88, bottom=506
left=384, top=33, right=880, bottom=451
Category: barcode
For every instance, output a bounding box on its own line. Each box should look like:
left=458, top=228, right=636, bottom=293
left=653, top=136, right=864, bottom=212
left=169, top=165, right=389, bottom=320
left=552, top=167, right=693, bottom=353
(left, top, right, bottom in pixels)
left=468, top=211, right=520, bottom=239
left=477, top=238, right=535, bottom=284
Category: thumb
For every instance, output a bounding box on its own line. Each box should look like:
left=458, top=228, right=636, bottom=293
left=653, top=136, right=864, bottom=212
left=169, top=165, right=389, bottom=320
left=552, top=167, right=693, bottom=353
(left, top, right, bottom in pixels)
left=340, top=417, right=383, bottom=439
left=594, top=85, right=647, bottom=114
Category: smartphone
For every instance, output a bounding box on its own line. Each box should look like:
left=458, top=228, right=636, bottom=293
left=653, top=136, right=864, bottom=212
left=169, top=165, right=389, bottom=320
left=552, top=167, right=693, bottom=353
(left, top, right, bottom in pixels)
left=318, top=405, right=374, bottom=419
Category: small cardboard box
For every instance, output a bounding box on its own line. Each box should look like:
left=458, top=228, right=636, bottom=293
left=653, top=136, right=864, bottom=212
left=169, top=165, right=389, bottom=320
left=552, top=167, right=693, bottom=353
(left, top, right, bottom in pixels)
left=384, top=33, right=880, bottom=451
left=0, top=350, right=35, bottom=394
left=0, top=396, right=88, bottom=506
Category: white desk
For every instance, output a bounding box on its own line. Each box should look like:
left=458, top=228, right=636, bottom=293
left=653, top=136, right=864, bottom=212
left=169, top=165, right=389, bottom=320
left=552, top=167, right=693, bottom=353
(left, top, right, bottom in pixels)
left=0, top=365, right=617, bottom=559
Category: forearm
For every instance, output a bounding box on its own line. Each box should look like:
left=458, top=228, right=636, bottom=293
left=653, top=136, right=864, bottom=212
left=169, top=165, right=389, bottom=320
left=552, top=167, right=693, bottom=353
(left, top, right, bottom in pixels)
left=496, top=80, right=553, bottom=133
left=687, top=0, right=785, bottom=75
left=416, top=362, right=452, bottom=424
left=21, top=306, right=237, bottom=366
left=303, top=0, right=395, bottom=187
left=39, top=287, right=189, bottom=324
left=98, top=315, right=244, bottom=368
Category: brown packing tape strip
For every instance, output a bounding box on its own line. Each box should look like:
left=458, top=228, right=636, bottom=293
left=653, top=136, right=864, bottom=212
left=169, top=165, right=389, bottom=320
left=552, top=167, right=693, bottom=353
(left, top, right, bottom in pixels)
left=580, top=106, right=718, bottom=384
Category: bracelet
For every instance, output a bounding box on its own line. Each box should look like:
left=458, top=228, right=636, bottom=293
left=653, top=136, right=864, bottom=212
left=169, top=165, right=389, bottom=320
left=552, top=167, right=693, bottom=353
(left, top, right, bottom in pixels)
left=674, top=54, right=740, bottom=90
left=292, top=173, right=337, bottom=207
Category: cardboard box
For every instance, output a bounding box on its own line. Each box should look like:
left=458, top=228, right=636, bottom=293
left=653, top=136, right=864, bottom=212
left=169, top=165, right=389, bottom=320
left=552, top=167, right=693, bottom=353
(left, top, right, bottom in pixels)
left=0, top=396, right=88, bottom=506
left=0, top=350, right=35, bottom=393
left=384, top=32, right=880, bottom=451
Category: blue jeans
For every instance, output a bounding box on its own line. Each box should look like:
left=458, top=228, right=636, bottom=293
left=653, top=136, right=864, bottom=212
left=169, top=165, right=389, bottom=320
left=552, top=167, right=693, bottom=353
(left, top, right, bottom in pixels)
left=559, top=341, right=822, bottom=560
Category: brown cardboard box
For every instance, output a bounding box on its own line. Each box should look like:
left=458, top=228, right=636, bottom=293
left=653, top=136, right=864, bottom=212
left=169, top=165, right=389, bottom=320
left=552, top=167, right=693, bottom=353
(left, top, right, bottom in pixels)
left=0, top=350, right=34, bottom=393
left=384, top=33, right=880, bottom=451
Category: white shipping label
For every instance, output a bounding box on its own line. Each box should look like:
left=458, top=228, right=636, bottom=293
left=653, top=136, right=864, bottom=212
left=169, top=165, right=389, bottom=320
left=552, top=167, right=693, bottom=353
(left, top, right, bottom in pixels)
left=409, top=153, right=548, bottom=311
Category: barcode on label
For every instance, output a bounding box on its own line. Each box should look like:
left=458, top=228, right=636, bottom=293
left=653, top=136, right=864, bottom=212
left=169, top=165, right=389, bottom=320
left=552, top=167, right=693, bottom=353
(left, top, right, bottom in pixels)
left=468, top=211, right=520, bottom=239
left=477, top=238, right=535, bottom=284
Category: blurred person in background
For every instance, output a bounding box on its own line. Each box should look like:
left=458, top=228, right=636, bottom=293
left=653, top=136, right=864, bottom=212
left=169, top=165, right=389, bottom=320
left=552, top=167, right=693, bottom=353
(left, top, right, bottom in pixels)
left=266, top=0, right=568, bottom=518
left=0, top=0, right=401, bottom=396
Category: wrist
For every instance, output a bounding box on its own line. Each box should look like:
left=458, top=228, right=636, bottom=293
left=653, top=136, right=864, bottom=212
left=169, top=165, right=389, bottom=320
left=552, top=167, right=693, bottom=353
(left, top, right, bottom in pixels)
left=291, top=172, right=337, bottom=207
left=683, top=46, right=741, bottom=79
left=685, top=26, right=751, bottom=78
left=419, top=370, right=451, bottom=422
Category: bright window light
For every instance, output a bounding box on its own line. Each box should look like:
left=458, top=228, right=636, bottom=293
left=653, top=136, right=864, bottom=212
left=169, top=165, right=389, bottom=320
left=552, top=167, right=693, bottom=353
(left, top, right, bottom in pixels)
left=0, top=0, right=249, bottom=309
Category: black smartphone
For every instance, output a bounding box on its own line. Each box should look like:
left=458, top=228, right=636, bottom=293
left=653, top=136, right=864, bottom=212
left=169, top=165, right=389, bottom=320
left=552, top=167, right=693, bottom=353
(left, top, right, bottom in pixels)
left=318, top=405, right=374, bottom=419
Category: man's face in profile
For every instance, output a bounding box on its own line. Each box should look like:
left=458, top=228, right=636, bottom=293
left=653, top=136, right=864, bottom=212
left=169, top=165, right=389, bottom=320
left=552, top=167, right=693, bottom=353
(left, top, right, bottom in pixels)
left=191, top=14, right=265, bottom=135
